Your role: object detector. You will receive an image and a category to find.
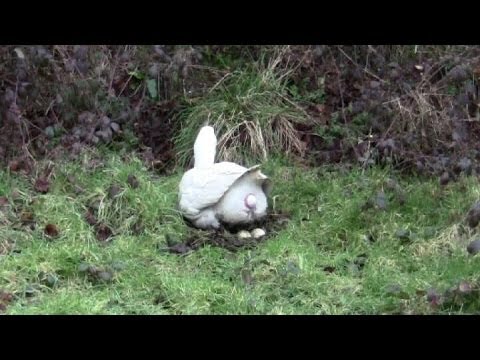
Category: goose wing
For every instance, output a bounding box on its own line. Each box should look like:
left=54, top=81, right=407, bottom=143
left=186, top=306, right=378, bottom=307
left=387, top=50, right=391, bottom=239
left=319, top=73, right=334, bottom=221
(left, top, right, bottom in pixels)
left=178, top=162, right=248, bottom=216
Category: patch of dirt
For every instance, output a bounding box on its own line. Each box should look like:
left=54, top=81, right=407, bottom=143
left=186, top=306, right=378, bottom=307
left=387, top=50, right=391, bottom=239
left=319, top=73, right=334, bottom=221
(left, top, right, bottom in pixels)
left=166, top=211, right=291, bottom=254
left=134, top=100, right=178, bottom=173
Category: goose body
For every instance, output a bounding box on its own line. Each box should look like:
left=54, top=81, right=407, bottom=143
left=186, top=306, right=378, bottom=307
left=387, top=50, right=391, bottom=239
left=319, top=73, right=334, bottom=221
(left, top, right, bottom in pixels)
left=178, top=126, right=271, bottom=230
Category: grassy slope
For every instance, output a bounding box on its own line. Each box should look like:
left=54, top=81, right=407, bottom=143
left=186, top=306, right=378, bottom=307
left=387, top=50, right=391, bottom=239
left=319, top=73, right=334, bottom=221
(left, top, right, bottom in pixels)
left=1, top=151, right=479, bottom=315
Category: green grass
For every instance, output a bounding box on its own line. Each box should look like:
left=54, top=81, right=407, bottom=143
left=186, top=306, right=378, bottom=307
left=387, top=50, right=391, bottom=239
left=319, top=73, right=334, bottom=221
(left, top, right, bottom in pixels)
left=1, top=150, right=480, bottom=314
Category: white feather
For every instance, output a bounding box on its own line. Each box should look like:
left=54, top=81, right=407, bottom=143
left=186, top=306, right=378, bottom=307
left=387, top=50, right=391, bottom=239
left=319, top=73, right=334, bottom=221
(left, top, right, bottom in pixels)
left=193, top=125, right=216, bottom=168
left=179, top=162, right=247, bottom=216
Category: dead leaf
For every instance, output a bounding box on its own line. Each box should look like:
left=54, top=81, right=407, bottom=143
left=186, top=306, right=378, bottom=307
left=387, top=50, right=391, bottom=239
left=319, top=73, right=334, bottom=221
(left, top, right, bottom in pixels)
left=44, top=224, right=59, bottom=238
left=8, top=160, right=22, bottom=172
left=127, top=175, right=139, bottom=189
left=14, top=47, right=25, bottom=59
left=34, top=177, right=50, bottom=193
left=467, top=239, right=480, bottom=255
left=84, top=210, right=97, bottom=226
left=95, top=223, right=113, bottom=242
left=0, top=290, right=14, bottom=312
left=0, top=197, right=8, bottom=207
left=108, top=185, right=121, bottom=199
left=427, top=288, right=442, bottom=306
left=439, top=172, right=450, bottom=186
left=110, top=122, right=121, bottom=133
left=20, top=210, right=34, bottom=224
left=466, top=202, right=480, bottom=228
left=458, top=281, right=472, bottom=294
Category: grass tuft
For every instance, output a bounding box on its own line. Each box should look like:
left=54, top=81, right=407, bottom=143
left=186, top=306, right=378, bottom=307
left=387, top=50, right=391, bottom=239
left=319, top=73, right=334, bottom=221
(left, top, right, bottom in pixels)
left=174, top=47, right=309, bottom=167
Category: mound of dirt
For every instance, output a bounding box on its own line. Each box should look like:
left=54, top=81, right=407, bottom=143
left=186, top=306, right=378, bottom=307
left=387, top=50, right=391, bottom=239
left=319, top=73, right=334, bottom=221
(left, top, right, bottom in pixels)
left=165, top=211, right=291, bottom=254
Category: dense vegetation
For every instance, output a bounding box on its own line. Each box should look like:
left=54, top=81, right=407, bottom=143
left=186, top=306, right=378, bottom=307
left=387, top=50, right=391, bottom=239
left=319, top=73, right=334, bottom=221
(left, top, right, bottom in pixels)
left=1, top=45, right=480, bottom=314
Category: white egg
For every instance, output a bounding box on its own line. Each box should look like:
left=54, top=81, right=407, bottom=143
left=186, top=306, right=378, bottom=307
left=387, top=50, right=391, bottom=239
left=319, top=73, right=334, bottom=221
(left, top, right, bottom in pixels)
left=251, top=228, right=266, bottom=239
left=237, top=230, right=252, bottom=239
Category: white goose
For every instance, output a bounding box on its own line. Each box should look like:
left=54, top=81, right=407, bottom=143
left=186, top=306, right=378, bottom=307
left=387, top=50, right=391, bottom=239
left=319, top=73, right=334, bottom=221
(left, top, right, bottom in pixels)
left=178, top=125, right=272, bottom=234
